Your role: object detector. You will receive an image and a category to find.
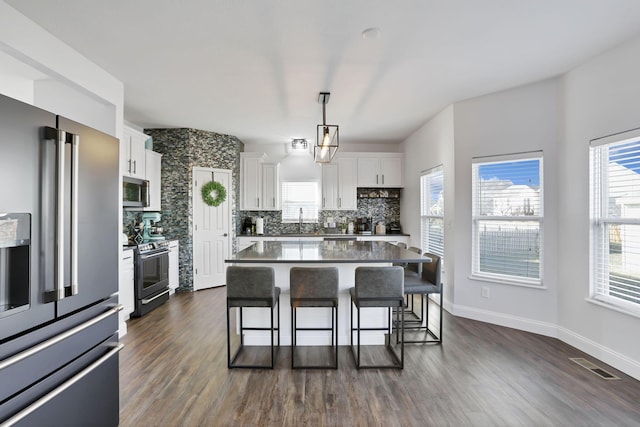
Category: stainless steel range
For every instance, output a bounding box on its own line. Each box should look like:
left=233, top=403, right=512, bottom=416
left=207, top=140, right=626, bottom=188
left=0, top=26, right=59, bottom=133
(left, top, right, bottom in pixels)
left=132, top=241, right=170, bottom=317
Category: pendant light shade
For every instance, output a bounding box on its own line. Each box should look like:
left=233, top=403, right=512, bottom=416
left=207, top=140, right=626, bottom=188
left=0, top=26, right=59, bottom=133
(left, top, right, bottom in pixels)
left=315, top=92, right=339, bottom=163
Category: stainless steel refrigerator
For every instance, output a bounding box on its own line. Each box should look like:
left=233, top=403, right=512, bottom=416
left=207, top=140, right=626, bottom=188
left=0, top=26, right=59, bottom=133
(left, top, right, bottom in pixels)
left=0, top=94, right=121, bottom=426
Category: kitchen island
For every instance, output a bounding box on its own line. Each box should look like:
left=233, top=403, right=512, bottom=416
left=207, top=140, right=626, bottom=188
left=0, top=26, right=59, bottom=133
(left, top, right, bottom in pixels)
left=225, top=240, right=429, bottom=346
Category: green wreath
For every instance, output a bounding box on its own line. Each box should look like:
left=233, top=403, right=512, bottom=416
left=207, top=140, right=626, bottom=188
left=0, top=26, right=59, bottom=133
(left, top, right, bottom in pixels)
left=201, top=180, right=227, bottom=207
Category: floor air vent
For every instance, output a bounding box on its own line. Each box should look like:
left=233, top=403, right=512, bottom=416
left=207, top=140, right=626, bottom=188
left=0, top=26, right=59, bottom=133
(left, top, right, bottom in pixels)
left=570, top=358, right=620, bottom=380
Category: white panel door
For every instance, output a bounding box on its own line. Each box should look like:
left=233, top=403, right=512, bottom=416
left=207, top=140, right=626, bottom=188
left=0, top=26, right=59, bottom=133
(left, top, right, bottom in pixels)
left=193, top=168, right=232, bottom=290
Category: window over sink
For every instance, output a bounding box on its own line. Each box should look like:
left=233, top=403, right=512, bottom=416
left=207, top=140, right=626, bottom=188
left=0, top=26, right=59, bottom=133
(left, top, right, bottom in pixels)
left=281, top=181, right=320, bottom=223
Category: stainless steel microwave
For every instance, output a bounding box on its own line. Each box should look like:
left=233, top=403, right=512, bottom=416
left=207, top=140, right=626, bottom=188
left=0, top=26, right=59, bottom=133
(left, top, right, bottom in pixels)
left=123, top=176, right=149, bottom=208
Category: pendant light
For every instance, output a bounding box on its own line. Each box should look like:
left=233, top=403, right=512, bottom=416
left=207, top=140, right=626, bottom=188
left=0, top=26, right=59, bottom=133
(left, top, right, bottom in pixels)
left=314, top=92, right=339, bottom=163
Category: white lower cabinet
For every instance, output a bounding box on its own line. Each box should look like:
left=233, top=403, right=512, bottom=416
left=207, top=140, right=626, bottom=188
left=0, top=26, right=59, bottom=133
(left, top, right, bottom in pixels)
left=169, top=240, right=179, bottom=294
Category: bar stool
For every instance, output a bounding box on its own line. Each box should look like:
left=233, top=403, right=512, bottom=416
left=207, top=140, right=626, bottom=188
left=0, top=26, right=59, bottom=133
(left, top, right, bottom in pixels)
left=350, top=266, right=404, bottom=369
left=226, top=266, right=280, bottom=369
left=290, top=267, right=339, bottom=369
left=403, top=253, right=443, bottom=344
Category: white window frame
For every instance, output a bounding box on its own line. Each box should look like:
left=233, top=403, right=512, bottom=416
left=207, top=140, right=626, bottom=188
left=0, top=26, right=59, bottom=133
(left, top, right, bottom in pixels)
left=471, top=152, right=544, bottom=287
left=280, top=180, right=320, bottom=223
left=590, top=129, right=640, bottom=315
left=420, top=165, right=444, bottom=259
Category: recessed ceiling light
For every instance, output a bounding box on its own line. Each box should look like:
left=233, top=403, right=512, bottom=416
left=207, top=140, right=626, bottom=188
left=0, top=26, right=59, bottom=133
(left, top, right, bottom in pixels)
left=362, top=27, right=381, bottom=40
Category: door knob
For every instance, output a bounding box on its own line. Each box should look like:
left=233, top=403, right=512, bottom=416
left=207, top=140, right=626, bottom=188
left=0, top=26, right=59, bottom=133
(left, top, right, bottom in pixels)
left=223, top=233, right=228, bottom=237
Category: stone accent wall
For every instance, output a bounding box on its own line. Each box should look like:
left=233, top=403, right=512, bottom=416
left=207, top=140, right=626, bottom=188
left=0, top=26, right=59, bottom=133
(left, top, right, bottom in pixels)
left=143, top=128, right=243, bottom=291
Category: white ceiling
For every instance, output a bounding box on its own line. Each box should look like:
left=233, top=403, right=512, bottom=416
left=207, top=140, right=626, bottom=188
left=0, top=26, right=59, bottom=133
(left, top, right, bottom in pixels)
left=6, top=1, right=640, bottom=146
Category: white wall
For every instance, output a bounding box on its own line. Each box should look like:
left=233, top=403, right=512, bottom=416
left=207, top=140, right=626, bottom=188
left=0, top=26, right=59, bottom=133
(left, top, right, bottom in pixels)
left=400, top=35, right=640, bottom=380
left=451, top=78, right=559, bottom=334
left=399, top=106, right=455, bottom=306
left=559, top=35, right=640, bottom=378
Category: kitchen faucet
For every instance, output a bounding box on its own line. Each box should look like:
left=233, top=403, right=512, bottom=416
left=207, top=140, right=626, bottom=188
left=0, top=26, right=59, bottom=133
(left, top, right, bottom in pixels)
left=299, top=208, right=303, bottom=233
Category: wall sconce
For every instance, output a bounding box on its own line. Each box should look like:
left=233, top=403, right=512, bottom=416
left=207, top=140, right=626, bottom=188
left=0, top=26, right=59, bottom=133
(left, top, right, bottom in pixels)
left=315, top=92, right=339, bottom=163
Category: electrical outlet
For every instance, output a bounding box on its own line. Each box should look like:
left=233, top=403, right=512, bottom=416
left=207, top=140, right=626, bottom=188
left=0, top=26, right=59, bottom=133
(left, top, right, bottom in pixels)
left=481, top=286, right=490, bottom=298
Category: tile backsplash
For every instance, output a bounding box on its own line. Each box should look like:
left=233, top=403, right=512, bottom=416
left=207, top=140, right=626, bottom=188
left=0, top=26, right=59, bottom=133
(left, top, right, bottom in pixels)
left=239, top=193, right=400, bottom=235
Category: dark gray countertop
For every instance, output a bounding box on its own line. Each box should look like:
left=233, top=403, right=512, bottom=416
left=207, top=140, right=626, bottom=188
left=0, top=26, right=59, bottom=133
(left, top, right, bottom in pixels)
left=226, top=240, right=429, bottom=264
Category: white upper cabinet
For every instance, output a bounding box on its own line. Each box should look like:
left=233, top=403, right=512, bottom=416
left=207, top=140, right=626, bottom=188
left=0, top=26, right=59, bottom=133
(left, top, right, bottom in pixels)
left=121, top=125, right=148, bottom=179
left=261, top=162, right=280, bottom=210
left=322, top=157, right=357, bottom=210
left=241, top=153, right=280, bottom=210
left=240, top=153, right=263, bottom=210
left=337, top=157, right=358, bottom=209
left=143, top=150, right=162, bottom=211
left=357, top=153, right=404, bottom=187
left=321, top=163, right=339, bottom=210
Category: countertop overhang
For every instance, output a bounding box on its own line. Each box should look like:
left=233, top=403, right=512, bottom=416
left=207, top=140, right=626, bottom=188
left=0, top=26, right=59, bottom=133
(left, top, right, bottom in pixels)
left=226, top=240, right=430, bottom=264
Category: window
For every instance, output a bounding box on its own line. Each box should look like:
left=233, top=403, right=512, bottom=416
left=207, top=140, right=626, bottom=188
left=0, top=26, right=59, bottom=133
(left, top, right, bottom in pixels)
left=590, top=131, right=640, bottom=312
left=280, top=181, right=319, bottom=222
left=472, top=153, right=543, bottom=286
left=420, top=165, right=444, bottom=258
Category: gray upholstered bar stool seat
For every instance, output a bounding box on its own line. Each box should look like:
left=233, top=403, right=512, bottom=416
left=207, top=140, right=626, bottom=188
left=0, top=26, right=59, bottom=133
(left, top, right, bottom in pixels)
left=290, top=267, right=339, bottom=369
left=226, top=266, right=281, bottom=369
left=402, top=253, right=443, bottom=344
left=350, top=266, right=405, bottom=369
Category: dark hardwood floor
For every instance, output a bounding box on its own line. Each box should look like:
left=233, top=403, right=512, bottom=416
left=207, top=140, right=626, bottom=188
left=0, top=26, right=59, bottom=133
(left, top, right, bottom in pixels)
left=119, top=287, right=640, bottom=426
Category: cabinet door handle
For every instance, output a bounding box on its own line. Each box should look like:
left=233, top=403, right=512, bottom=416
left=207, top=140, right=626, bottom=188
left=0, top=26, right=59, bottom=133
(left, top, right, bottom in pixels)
left=322, top=197, right=325, bottom=208
left=257, top=197, right=260, bottom=207
left=133, top=160, right=137, bottom=174
left=376, top=174, right=379, bottom=184
left=128, top=159, right=132, bottom=173
left=382, top=174, right=385, bottom=185
left=338, top=197, right=341, bottom=208
left=272, top=197, right=275, bottom=207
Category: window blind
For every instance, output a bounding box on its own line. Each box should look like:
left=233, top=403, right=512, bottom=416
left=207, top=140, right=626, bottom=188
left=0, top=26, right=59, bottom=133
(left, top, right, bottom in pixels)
left=590, top=137, right=640, bottom=309
left=420, top=166, right=444, bottom=258
left=281, top=181, right=319, bottom=222
left=471, top=155, right=543, bottom=285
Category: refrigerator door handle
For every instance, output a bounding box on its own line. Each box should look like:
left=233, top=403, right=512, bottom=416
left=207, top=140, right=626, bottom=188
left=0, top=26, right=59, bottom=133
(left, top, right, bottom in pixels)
left=45, top=127, right=80, bottom=300
left=55, top=128, right=67, bottom=301
left=0, top=342, right=124, bottom=427
left=70, top=133, right=79, bottom=296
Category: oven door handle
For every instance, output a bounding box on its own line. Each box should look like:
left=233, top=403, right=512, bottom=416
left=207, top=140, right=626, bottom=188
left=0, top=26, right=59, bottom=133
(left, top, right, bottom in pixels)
left=141, top=289, right=170, bottom=305
left=139, top=251, right=169, bottom=260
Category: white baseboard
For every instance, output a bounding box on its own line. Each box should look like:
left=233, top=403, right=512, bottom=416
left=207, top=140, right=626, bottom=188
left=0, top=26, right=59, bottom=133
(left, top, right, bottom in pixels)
left=448, top=301, right=640, bottom=381
left=557, top=326, right=640, bottom=381
left=450, top=302, right=558, bottom=337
